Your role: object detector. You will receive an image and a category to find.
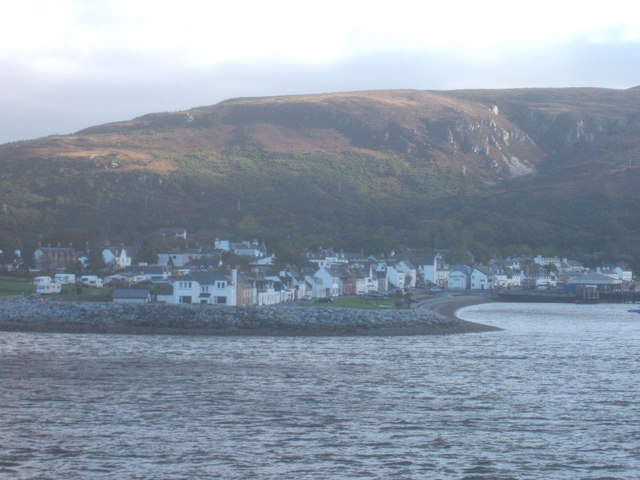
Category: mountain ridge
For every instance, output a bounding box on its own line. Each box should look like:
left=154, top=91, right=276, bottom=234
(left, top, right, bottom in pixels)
left=1, top=87, right=640, bottom=260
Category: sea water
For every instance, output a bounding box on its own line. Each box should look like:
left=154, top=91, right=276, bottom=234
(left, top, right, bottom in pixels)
left=1, top=302, right=639, bottom=479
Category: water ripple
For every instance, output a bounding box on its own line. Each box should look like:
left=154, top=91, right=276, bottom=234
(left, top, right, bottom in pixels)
left=1, top=303, right=639, bottom=478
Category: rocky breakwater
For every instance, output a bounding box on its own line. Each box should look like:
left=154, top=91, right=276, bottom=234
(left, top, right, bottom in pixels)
left=0, top=299, right=497, bottom=336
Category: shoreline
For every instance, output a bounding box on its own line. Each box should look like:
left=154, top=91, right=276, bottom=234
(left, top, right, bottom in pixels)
left=414, top=294, right=500, bottom=333
left=0, top=295, right=499, bottom=337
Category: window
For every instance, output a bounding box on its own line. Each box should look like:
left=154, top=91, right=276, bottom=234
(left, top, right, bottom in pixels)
left=202, top=285, right=209, bottom=293
left=215, top=296, right=227, bottom=304
left=216, top=281, right=226, bottom=289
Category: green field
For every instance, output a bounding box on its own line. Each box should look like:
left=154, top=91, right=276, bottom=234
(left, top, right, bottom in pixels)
left=59, top=286, right=113, bottom=301
left=0, top=278, right=35, bottom=296
left=0, top=277, right=113, bottom=300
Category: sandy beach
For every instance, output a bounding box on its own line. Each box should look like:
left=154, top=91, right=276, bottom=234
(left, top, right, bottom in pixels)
left=412, top=292, right=499, bottom=332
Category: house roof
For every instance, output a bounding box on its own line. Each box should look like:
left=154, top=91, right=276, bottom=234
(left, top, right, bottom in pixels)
left=185, top=259, right=221, bottom=270
left=567, top=273, right=622, bottom=285
left=113, top=289, right=150, bottom=299
left=125, top=265, right=166, bottom=275
left=398, top=259, right=416, bottom=269
left=153, top=285, right=174, bottom=295
left=180, top=272, right=229, bottom=284
left=450, top=264, right=472, bottom=275
left=473, top=266, right=492, bottom=276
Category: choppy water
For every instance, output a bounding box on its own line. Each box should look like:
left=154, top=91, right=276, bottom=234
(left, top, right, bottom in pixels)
left=1, top=302, right=639, bottom=479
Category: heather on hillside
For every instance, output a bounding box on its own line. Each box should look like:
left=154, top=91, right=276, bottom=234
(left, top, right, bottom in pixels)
left=2, top=87, right=640, bottom=260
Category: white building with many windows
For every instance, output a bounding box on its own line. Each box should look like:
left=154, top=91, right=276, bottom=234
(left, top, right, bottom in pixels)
left=171, top=271, right=237, bottom=305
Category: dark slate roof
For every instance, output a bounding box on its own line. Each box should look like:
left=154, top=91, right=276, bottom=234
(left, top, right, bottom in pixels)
left=180, top=272, right=229, bottom=284
left=113, top=289, right=150, bottom=299
left=473, top=266, right=492, bottom=275
left=153, top=285, right=174, bottom=295
left=125, top=265, right=166, bottom=275
left=450, top=264, right=473, bottom=275
left=185, top=259, right=221, bottom=270
left=399, top=259, right=416, bottom=269
left=567, top=273, right=622, bottom=285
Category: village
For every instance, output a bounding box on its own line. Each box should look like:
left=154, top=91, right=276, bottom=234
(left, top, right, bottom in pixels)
left=0, top=228, right=635, bottom=305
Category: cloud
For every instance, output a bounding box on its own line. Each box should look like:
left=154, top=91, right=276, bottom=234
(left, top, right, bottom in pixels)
left=1, top=3, right=640, bottom=144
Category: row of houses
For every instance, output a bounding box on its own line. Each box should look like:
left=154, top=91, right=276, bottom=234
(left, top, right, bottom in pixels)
left=112, top=262, right=416, bottom=305
left=18, top=242, right=636, bottom=304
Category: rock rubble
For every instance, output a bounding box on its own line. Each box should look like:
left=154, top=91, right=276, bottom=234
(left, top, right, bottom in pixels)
left=0, top=299, right=489, bottom=336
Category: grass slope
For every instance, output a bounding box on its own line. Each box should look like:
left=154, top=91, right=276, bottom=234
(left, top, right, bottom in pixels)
left=1, top=87, right=640, bottom=259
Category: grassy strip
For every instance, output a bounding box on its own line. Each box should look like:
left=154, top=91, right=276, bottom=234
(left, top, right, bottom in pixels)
left=0, top=278, right=35, bottom=296
left=0, top=278, right=113, bottom=300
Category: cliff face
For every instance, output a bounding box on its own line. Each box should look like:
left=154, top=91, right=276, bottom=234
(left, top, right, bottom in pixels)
left=446, top=87, right=640, bottom=167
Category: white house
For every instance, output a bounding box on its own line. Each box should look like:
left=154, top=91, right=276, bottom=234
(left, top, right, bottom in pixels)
left=265, top=275, right=296, bottom=303
left=231, top=240, right=267, bottom=258
left=421, top=255, right=438, bottom=285
left=436, top=268, right=450, bottom=288
left=214, top=239, right=231, bottom=251
left=353, top=265, right=377, bottom=294
left=448, top=265, right=472, bottom=290
left=171, top=271, right=237, bottom=305
left=534, top=255, right=561, bottom=268
left=598, top=266, right=633, bottom=282
left=102, top=247, right=134, bottom=270
left=386, top=265, right=406, bottom=290
left=396, top=260, right=417, bottom=288
left=305, top=275, right=321, bottom=299
left=279, top=270, right=308, bottom=300
left=616, top=266, right=633, bottom=282
left=158, top=252, right=185, bottom=267
left=492, top=272, right=508, bottom=288
left=313, top=266, right=342, bottom=298
left=255, top=278, right=283, bottom=306
left=471, top=267, right=493, bottom=290
left=421, top=254, right=449, bottom=287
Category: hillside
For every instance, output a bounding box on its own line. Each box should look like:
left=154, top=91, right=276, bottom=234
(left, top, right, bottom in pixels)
left=1, top=87, right=640, bottom=260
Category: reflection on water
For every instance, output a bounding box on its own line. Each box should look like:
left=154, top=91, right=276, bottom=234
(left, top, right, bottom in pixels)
left=1, top=302, right=639, bottom=479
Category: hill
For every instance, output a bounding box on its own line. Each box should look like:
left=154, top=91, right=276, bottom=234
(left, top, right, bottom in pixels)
left=1, top=87, right=640, bottom=261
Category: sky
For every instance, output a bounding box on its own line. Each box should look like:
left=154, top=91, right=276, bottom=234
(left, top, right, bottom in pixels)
left=1, top=0, right=640, bottom=144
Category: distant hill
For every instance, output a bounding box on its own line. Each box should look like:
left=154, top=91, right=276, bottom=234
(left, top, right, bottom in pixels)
left=1, top=87, right=640, bottom=260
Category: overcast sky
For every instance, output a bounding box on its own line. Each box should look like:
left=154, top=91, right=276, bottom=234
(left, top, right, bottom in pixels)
left=1, top=0, right=639, bottom=144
